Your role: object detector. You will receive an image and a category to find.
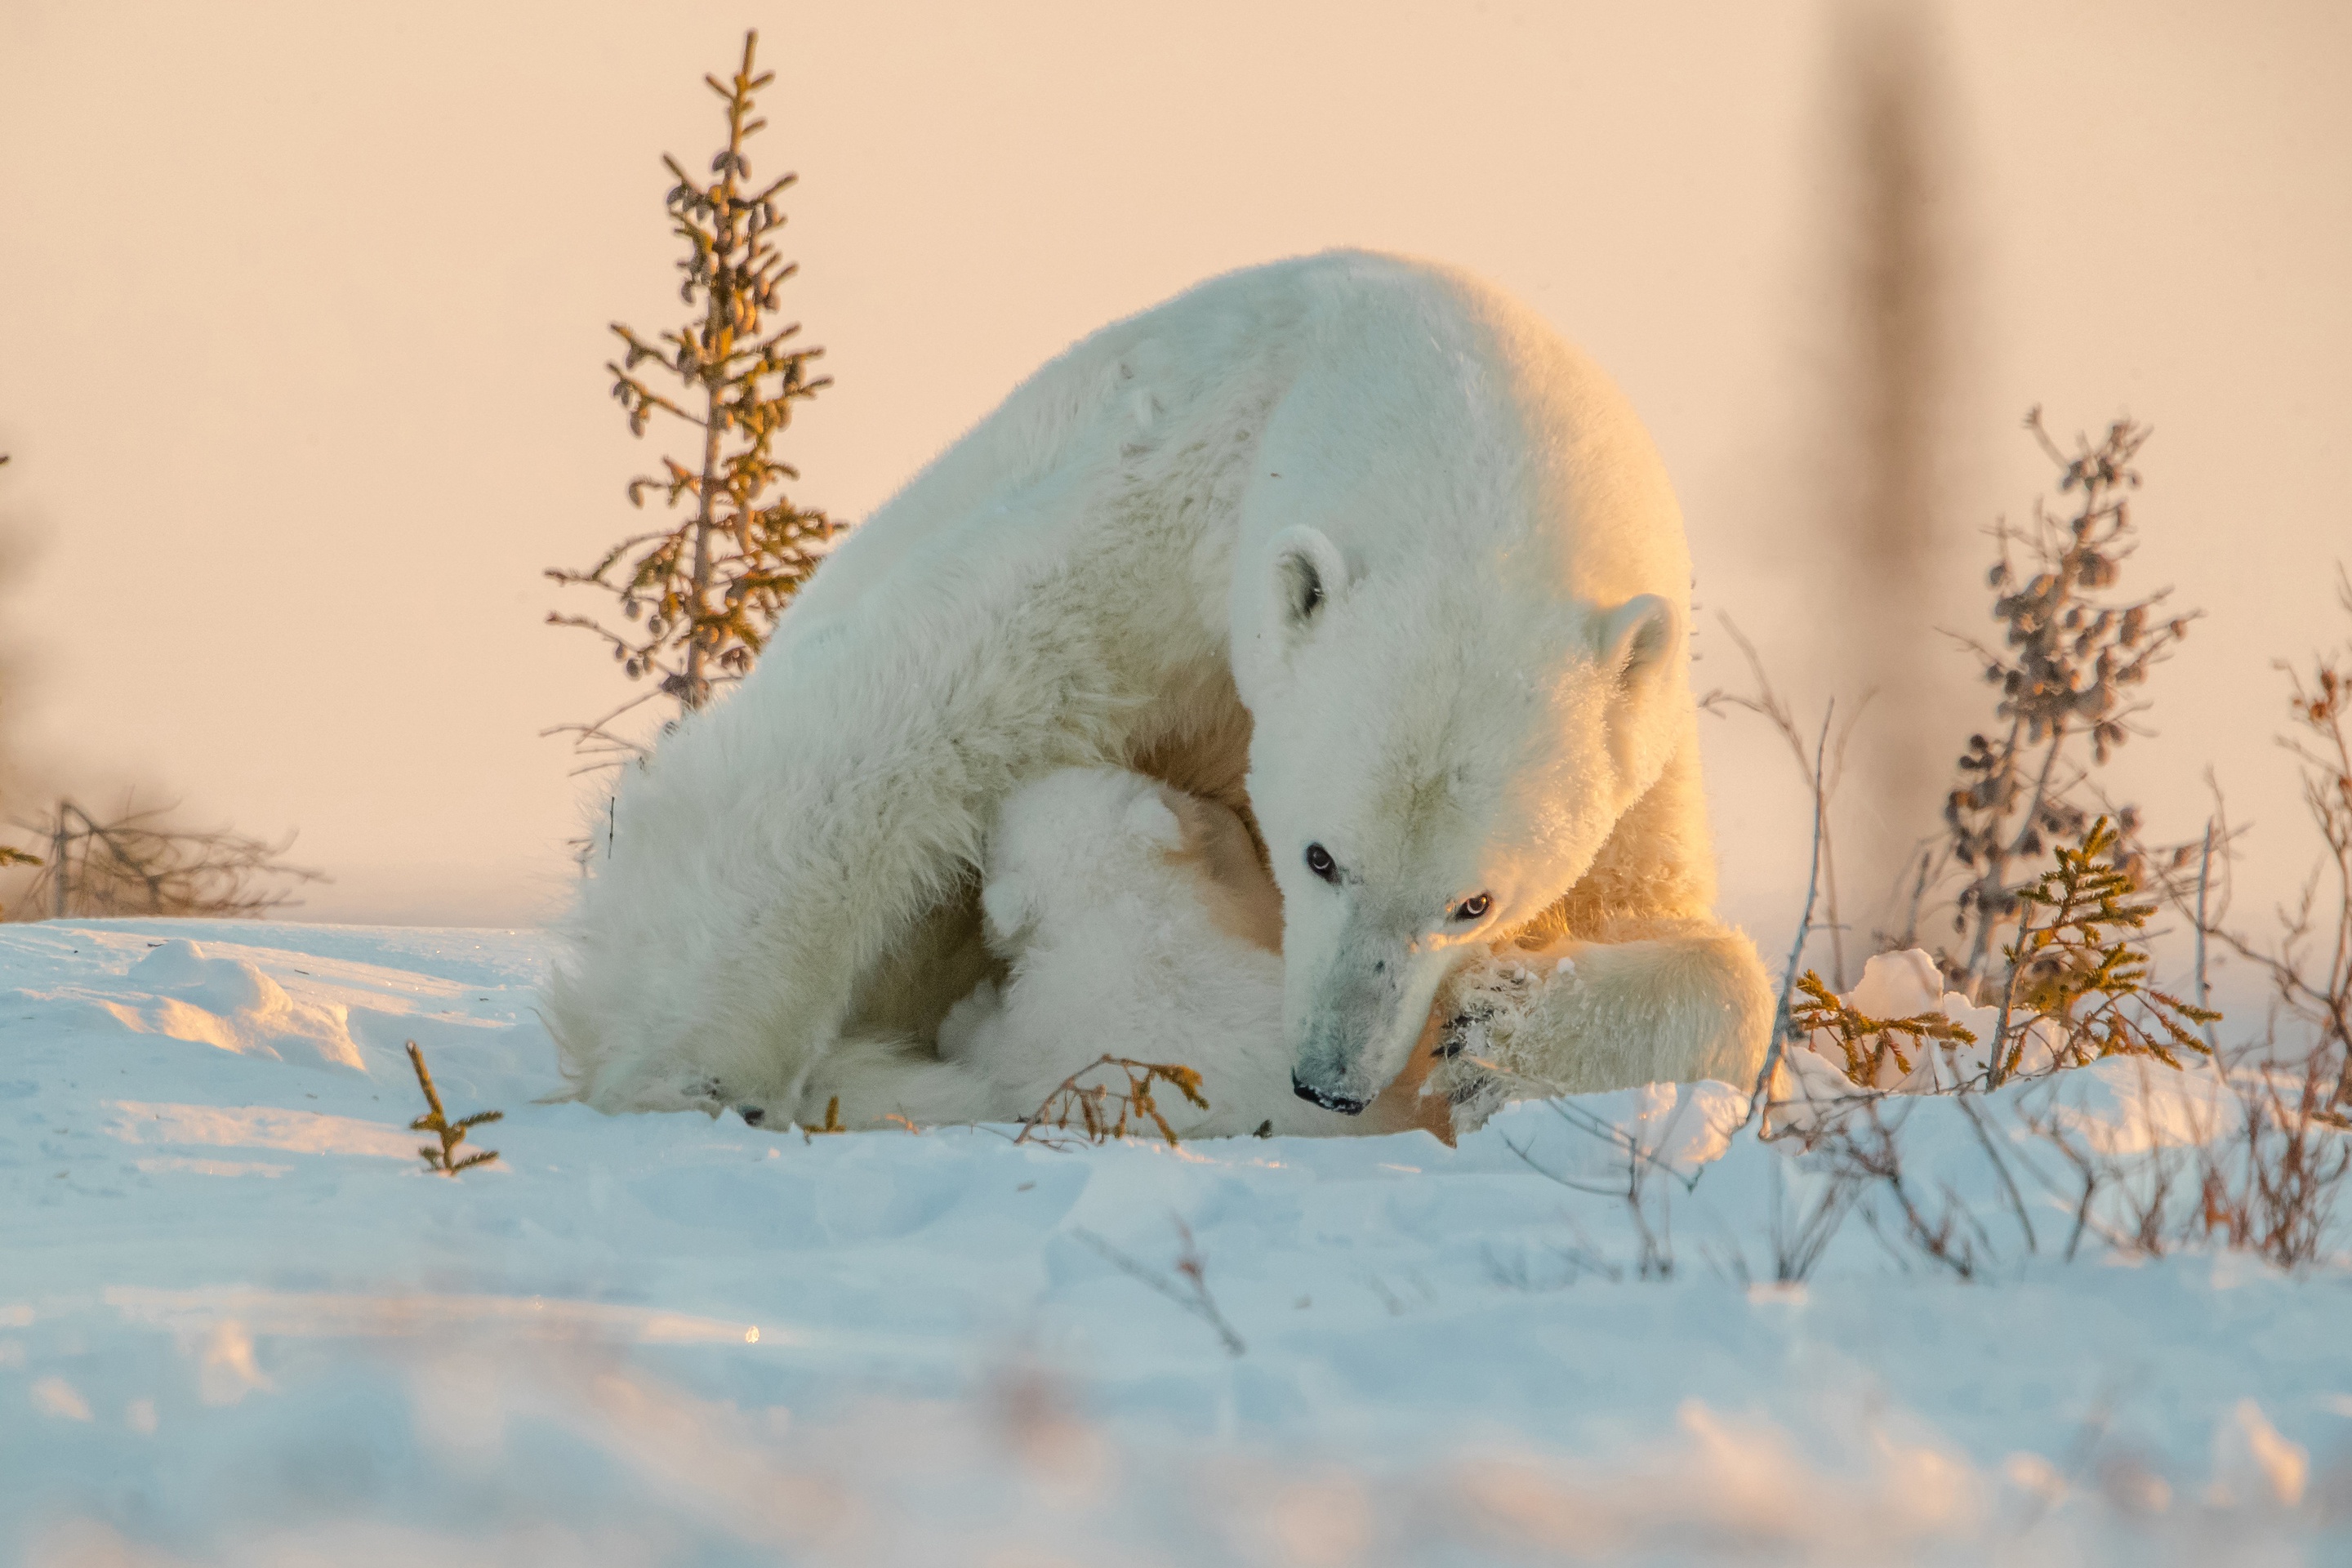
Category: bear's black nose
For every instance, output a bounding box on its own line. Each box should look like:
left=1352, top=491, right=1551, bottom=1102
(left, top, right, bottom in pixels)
left=1292, top=1073, right=1366, bottom=1116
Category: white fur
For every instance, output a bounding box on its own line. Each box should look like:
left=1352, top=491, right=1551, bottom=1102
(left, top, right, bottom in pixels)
left=546, top=250, right=1769, bottom=1128
left=795, top=768, right=1364, bottom=1136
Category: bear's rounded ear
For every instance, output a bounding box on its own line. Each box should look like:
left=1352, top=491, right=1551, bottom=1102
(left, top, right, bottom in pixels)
left=1597, top=594, right=1679, bottom=698
left=1264, top=524, right=1352, bottom=644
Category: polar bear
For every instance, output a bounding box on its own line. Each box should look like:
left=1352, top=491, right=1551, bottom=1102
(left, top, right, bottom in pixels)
left=547, top=249, right=1771, bottom=1128
left=793, top=767, right=1426, bottom=1137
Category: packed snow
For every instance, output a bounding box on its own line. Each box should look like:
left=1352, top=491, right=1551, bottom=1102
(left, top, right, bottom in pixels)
left=3, top=919, right=2348, bottom=1565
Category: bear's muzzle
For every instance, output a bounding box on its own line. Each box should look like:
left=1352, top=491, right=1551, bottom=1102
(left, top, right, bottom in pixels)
left=1290, top=1073, right=1368, bottom=1116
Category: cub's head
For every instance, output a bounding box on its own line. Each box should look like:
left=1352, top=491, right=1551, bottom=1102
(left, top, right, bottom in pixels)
left=1234, top=522, right=1686, bottom=1114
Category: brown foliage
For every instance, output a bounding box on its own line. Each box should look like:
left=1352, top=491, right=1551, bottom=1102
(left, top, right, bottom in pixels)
left=1015, top=1055, right=1209, bottom=1147
left=1938, top=413, right=2198, bottom=988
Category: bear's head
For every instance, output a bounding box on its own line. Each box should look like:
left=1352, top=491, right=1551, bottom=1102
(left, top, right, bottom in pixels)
left=1223, top=257, right=1697, bottom=1113
left=1237, top=520, right=1686, bottom=1112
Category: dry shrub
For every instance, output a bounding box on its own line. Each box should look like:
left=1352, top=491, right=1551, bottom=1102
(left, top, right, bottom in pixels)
left=1015, top=1055, right=1208, bottom=1147
left=1716, top=411, right=2346, bottom=1281
left=2011, top=1051, right=2350, bottom=1271
left=1930, top=413, right=2199, bottom=990
left=11, top=795, right=322, bottom=920
left=2189, top=568, right=2352, bottom=1109
left=1812, top=1103, right=1993, bottom=1279
left=2195, top=1051, right=2350, bottom=1269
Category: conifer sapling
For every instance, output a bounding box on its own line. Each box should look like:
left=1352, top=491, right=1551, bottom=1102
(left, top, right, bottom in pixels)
left=548, top=30, right=838, bottom=758
left=407, top=1040, right=502, bottom=1176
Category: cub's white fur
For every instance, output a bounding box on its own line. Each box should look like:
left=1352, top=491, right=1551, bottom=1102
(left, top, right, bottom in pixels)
left=798, top=768, right=1373, bottom=1137
left=547, top=250, right=1770, bottom=1130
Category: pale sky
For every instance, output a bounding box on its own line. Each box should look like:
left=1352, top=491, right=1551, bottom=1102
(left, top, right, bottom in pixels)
left=0, top=0, right=2345, bottom=956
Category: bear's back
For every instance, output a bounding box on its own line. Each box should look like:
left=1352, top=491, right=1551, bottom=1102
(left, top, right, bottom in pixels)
left=768, top=251, right=1643, bottom=638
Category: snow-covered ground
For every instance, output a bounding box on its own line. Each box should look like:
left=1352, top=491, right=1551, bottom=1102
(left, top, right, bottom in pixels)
left=3, top=920, right=2347, bottom=1566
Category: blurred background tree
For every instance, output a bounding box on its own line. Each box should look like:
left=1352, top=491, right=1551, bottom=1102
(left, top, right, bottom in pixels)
left=14, top=795, right=321, bottom=920
left=0, top=453, right=31, bottom=880
left=547, top=29, right=838, bottom=764
left=0, top=454, right=318, bottom=920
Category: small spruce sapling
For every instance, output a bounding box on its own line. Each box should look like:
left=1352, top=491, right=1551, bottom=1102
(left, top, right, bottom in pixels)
left=1790, top=817, right=2216, bottom=1093
left=407, top=1040, right=502, bottom=1176
left=548, top=29, right=838, bottom=760
left=1991, top=815, right=2217, bottom=1079
left=1790, top=970, right=1977, bottom=1085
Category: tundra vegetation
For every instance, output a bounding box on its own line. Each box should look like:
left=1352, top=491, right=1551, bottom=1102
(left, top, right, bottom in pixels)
left=1655, top=414, right=2351, bottom=1281
left=546, top=28, right=837, bottom=768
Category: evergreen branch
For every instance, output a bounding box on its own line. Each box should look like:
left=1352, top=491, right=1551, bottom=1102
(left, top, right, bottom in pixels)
left=1792, top=970, right=1977, bottom=1087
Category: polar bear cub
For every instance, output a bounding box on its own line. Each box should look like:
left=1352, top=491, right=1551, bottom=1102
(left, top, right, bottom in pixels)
left=795, top=768, right=1383, bottom=1138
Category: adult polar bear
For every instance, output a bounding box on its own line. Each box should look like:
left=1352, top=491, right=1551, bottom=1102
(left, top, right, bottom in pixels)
left=548, top=250, right=1771, bottom=1129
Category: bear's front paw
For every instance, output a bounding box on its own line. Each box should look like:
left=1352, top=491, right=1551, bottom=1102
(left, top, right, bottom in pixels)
left=1429, top=948, right=1577, bottom=1134
left=1427, top=1050, right=1511, bottom=1136
left=1433, top=950, right=1542, bottom=1063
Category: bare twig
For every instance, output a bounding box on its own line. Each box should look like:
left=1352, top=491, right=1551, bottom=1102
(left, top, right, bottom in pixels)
left=1765, top=1153, right=1862, bottom=1284
left=1747, top=706, right=1834, bottom=1129
left=1703, top=619, right=1870, bottom=987
left=2194, top=817, right=2219, bottom=1054
left=1815, top=1101, right=1988, bottom=1279
left=1072, top=1220, right=1246, bottom=1356
left=1508, top=1096, right=1706, bottom=1281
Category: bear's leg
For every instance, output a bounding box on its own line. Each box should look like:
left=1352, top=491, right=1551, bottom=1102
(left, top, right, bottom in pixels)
left=1428, top=921, right=1774, bottom=1129
left=550, top=543, right=1147, bottom=1114
left=1419, top=725, right=1774, bottom=1126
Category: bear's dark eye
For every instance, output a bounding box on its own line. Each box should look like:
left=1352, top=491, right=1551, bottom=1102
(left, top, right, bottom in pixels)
left=1305, top=843, right=1339, bottom=883
left=1452, top=893, right=1492, bottom=922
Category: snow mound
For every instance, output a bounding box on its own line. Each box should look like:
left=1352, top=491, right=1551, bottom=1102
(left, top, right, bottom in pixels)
left=91, top=940, right=363, bottom=1071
